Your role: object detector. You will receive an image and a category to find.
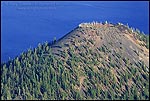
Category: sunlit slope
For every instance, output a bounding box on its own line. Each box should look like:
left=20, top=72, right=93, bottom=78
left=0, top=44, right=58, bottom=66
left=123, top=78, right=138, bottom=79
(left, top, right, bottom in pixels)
left=1, top=22, right=149, bottom=100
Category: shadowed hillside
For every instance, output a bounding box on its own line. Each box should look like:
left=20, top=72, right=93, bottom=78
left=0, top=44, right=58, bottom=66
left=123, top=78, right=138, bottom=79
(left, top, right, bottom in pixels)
left=1, top=21, right=149, bottom=100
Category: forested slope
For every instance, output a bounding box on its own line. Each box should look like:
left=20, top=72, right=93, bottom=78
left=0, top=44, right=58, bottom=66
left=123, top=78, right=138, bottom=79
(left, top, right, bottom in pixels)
left=1, top=22, right=149, bottom=100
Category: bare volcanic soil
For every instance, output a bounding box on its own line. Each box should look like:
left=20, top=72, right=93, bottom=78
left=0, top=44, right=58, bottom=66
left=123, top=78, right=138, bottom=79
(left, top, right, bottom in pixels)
left=1, top=22, right=149, bottom=100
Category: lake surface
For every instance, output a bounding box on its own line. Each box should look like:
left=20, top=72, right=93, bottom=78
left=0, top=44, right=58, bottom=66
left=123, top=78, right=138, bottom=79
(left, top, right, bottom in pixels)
left=1, top=1, right=149, bottom=62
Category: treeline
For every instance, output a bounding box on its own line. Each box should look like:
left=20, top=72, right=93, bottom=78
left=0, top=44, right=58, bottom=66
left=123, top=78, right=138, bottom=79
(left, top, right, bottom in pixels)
left=1, top=40, right=149, bottom=100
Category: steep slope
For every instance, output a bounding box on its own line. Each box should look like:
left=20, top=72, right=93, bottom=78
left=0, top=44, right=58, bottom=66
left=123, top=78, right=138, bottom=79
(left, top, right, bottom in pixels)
left=1, top=22, right=149, bottom=100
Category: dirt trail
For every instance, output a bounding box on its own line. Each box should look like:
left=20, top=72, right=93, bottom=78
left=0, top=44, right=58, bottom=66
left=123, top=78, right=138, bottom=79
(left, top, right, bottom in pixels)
left=79, top=76, right=85, bottom=91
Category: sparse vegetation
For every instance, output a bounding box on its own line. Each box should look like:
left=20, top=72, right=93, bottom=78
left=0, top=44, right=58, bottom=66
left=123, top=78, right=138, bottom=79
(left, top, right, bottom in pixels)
left=1, top=22, right=149, bottom=100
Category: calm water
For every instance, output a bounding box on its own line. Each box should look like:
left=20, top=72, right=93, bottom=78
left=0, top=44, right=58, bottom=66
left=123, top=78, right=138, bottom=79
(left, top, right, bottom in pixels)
left=1, top=1, right=149, bottom=62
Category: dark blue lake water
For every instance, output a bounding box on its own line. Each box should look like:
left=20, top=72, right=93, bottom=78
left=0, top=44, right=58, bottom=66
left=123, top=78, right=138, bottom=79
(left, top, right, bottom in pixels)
left=1, top=1, right=149, bottom=62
